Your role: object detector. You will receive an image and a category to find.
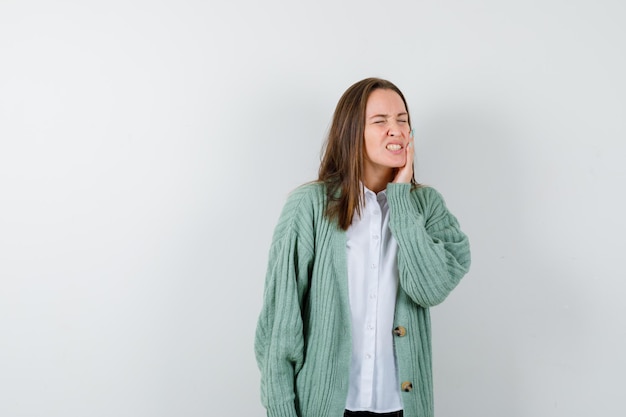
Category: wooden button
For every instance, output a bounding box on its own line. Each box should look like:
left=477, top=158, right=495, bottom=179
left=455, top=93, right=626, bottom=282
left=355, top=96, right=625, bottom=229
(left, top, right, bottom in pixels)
left=401, top=381, right=413, bottom=392
left=393, top=326, right=407, bottom=337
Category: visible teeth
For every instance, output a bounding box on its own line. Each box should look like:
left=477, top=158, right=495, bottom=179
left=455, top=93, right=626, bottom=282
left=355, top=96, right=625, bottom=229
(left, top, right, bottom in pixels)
left=386, top=144, right=402, bottom=151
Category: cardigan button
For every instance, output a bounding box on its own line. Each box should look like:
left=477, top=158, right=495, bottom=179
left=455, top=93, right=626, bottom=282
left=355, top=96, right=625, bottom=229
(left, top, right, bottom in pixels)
left=393, top=326, right=407, bottom=337
left=401, top=381, right=413, bottom=392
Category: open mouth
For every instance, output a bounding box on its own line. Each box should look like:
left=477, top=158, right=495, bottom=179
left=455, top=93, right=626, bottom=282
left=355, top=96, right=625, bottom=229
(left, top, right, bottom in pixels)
left=386, top=144, right=402, bottom=151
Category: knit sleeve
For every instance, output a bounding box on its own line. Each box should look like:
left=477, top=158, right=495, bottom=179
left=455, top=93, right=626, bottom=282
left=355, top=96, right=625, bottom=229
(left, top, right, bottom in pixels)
left=254, top=186, right=316, bottom=417
left=386, top=183, right=471, bottom=307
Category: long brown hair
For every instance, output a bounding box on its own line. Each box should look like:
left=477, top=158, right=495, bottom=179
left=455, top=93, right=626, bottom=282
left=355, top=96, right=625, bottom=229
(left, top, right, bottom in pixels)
left=318, top=77, right=418, bottom=230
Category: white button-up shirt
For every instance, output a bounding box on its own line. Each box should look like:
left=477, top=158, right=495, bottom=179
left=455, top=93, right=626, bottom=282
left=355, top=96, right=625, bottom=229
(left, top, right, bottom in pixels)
left=345, top=186, right=402, bottom=412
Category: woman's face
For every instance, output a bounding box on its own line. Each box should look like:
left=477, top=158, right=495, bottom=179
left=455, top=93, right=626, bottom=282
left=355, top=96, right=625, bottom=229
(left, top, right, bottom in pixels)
left=363, top=88, right=411, bottom=181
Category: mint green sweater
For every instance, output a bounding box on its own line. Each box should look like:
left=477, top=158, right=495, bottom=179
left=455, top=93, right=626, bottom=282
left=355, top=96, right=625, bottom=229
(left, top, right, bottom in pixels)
left=255, top=182, right=471, bottom=417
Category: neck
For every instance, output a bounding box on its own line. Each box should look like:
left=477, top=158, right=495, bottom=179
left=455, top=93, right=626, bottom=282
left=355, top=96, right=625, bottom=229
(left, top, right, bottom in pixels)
left=363, top=168, right=394, bottom=193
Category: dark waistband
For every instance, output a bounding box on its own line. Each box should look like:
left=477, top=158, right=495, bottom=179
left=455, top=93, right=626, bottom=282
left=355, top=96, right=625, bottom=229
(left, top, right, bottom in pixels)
left=344, top=410, right=403, bottom=417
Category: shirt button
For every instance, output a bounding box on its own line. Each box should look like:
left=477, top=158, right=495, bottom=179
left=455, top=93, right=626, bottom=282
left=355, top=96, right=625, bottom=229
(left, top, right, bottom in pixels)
left=371, top=264, right=377, bottom=269
left=370, top=293, right=377, bottom=299
left=372, top=235, right=379, bottom=240
left=401, top=381, right=413, bottom=392
left=373, top=210, right=380, bottom=216
left=367, top=324, right=374, bottom=330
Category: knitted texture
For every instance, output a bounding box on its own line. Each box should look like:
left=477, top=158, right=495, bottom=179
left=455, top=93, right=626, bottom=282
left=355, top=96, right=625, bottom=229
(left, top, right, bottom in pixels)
left=255, top=182, right=471, bottom=417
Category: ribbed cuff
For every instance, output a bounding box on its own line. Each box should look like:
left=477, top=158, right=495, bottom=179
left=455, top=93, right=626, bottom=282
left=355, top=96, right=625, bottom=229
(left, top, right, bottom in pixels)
left=266, top=401, right=298, bottom=417
left=386, top=183, right=423, bottom=225
left=386, top=182, right=412, bottom=208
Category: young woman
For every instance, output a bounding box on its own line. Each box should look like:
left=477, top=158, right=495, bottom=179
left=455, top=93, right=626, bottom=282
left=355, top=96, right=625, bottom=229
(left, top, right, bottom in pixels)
left=255, top=78, right=471, bottom=417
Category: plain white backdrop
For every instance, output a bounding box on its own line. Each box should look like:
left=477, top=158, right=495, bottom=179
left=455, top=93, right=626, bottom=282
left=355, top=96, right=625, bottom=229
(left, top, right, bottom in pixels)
left=1, top=1, right=625, bottom=416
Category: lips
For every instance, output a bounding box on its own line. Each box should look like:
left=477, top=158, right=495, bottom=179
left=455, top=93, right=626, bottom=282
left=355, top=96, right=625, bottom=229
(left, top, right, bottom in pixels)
left=386, top=143, right=403, bottom=151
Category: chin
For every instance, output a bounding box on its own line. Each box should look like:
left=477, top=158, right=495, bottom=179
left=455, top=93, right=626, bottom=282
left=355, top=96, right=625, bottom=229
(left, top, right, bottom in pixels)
left=387, top=159, right=406, bottom=168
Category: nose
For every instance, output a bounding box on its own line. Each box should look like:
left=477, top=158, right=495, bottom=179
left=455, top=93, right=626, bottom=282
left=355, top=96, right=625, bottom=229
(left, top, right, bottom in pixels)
left=388, top=120, right=406, bottom=137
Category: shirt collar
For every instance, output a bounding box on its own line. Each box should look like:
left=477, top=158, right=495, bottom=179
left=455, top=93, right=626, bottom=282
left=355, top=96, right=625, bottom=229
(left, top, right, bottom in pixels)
left=362, top=183, right=388, bottom=203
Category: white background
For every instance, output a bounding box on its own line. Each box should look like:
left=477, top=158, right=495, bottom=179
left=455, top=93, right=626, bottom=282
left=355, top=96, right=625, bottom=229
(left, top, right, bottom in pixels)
left=1, top=1, right=625, bottom=416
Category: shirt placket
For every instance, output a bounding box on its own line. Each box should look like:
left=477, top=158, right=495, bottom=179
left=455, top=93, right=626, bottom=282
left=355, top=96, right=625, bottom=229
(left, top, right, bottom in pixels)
left=360, top=194, right=382, bottom=407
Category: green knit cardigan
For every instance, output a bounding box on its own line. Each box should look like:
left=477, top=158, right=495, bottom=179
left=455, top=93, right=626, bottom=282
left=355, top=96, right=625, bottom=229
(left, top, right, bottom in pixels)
left=255, top=182, right=471, bottom=417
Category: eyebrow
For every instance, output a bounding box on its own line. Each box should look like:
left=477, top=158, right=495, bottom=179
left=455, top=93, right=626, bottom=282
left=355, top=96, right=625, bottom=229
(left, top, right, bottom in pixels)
left=368, top=112, right=408, bottom=119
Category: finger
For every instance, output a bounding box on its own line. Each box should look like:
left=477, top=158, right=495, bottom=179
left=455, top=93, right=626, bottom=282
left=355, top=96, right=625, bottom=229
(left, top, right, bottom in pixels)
left=407, top=136, right=415, bottom=177
left=407, top=137, right=415, bottom=158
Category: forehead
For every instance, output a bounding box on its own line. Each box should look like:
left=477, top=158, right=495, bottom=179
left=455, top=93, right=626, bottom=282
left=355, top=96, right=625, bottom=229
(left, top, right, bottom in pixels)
left=365, top=89, right=406, bottom=115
